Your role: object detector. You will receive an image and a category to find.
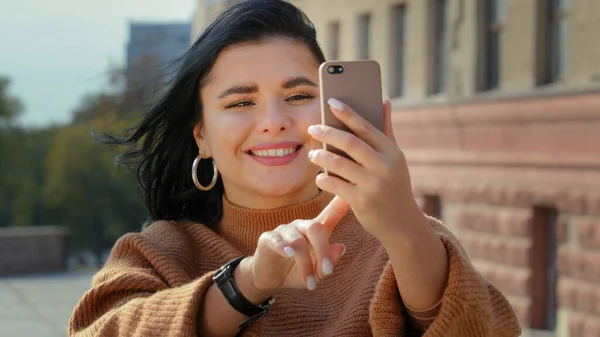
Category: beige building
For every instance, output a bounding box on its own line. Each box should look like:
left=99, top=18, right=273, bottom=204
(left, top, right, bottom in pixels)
left=193, top=1, right=600, bottom=336
left=193, top=0, right=600, bottom=103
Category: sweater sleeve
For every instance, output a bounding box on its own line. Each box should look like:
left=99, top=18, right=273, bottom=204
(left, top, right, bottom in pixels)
left=68, top=231, right=216, bottom=337
left=368, top=217, right=522, bottom=337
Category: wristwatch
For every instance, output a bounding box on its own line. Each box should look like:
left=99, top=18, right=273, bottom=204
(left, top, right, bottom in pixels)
left=213, top=256, right=275, bottom=328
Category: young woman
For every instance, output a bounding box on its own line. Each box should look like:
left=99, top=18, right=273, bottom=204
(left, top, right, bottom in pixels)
left=69, top=1, right=521, bottom=336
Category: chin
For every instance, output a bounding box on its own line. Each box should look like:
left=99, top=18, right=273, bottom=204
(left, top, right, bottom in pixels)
left=247, top=169, right=318, bottom=198
left=251, top=179, right=308, bottom=197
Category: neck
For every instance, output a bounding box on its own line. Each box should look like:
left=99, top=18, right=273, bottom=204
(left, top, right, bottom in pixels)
left=217, top=189, right=334, bottom=255
left=223, top=183, right=320, bottom=210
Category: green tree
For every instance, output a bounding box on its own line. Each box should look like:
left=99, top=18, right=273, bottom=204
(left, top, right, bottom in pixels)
left=1, top=68, right=149, bottom=264
left=0, top=76, right=26, bottom=226
left=11, top=127, right=59, bottom=226
left=0, top=76, right=23, bottom=126
left=42, top=93, right=147, bottom=264
left=0, top=76, right=61, bottom=227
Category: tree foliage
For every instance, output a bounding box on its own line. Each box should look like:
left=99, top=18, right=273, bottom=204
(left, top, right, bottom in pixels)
left=0, top=76, right=23, bottom=126
left=0, top=72, right=149, bottom=262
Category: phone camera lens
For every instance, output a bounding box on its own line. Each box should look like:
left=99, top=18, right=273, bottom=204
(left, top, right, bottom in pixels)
left=327, top=65, right=344, bottom=74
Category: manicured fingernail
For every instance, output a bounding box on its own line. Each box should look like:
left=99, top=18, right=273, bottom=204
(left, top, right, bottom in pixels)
left=307, top=275, right=317, bottom=290
left=283, top=246, right=295, bottom=257
left=328, top=98, right=345, bottom=111
left=322, top=257, right=333, bottom=275
left=308, top=150, right=317, bottom=159
left=308, top=125, right=322, bottom=135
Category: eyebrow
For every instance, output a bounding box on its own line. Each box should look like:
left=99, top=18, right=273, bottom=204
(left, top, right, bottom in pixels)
left=217, top=84, right=258, bottom=99
left=217, top=76, right=317, bottom=99
left=282, top=76, right=317, bottom=89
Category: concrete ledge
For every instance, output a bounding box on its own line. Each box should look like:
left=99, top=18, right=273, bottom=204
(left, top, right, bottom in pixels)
left=521, top=329, right=556, bottom=337
left=0, top=226, right=69, bottom=276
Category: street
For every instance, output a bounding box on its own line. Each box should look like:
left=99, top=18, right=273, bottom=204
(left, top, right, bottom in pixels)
left=0, top=270, right=95, bottom=337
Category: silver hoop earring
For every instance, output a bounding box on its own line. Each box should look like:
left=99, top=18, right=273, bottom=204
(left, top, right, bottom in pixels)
left=191, top=155, right=219, bottom=191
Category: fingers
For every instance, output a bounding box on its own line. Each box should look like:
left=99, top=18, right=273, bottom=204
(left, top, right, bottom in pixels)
left=309, top=98, right=397, bottom=156
left=297, top=220, right=335, bottom=278
left=308, top=124, right=380, bottom=168
left=315, top=173, right=356, bottom=207
left=309, top=148, right=366, bottom=184
left=382, top=99, right=397, bottom=141
left=275, top=225, right=318, bottom=290
left=258, top=231, right=296, bottom=259
left=329, top=242, right=346, bottom=265
left=314, top=195, right=350, bottom=236
left=267, top=220, right=346, bottom=291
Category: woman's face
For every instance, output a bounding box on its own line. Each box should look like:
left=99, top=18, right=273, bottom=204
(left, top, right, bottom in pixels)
left=195, top=38, right=323, bottom=209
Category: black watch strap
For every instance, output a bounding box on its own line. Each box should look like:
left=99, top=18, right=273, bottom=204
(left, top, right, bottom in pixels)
left=213, top=256, right=274, bottom=328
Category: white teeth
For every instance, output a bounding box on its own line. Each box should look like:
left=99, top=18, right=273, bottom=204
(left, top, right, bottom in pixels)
left=252, top=147, right=297, bottom=157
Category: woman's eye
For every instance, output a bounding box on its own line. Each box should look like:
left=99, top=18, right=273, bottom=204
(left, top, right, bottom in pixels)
left=285, top=93, right=315, bottom=102
left=225, top=100, right=254, bottom=109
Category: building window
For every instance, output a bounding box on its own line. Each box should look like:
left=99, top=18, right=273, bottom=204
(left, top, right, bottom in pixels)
left=538, top=0, right=569, bottom=85
left=327, top=22, right=340, bottom=60
left=481, top=0, right=503, bottom=91
left=422, top=195, right=442, bottom=219
left=391, top=4, right=407, bottom=97
left=530, top=206, right=558, bottom=330
left=429, top=0, right=447, bottom=94
left=357, top=13, right=371, bottom=59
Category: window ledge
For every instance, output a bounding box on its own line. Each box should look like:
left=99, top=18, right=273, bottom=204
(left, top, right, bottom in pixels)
left=390, top=83, right=600, bottom=110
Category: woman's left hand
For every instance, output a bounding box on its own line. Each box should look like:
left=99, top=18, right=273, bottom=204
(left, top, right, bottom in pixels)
left=307, top=98, right=425, bottom=243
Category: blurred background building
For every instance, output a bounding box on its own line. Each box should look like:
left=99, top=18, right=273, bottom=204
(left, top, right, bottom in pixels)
left=193, top=1, right=600, bottom=336
left=126, top=22, right=191, bottom=101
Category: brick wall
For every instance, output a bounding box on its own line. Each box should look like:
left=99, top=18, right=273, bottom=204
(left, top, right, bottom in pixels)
left=417, top=188, right=600, bottom=336
left=556, top=215, right=600, bottom=337
left=0, top=226, right=69, bottom=276
left=446, top=204, right=533, bottom=324
left=398, top=92, right=600, bottom=337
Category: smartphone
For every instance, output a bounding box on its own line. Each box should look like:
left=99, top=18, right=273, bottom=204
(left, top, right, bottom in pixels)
left=318, top=60, right=384, bottom=163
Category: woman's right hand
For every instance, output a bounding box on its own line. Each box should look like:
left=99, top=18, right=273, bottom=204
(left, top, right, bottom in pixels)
left=239, top=196, right=349, bottom=295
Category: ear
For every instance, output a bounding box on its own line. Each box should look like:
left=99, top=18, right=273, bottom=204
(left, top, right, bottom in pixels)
left=192, top=122, right=212, bottom=158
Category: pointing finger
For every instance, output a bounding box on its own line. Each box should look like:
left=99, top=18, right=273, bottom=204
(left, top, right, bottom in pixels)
left=314, top=195, right=350, bottom=236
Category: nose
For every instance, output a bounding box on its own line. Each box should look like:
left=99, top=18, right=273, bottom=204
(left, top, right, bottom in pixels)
left=255, top=99, right=292, bottom=135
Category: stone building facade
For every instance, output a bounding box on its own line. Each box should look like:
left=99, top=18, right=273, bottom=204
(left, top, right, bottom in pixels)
left=192, top=0, right=600, bottom=336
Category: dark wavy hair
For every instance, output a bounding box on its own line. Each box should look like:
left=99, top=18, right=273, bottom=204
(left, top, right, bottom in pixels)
left=99, top=0, right=326, bottom=228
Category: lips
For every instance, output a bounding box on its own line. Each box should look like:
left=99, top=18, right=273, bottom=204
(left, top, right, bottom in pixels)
left=245, top=142, right=304, bottom=166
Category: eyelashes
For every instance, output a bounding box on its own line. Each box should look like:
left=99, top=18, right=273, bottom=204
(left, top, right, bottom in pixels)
left=286, top=92, right=315, bottom=101
left=225, top=99, right=253, bottom=109
left=224, top=92, right=315, bottom=109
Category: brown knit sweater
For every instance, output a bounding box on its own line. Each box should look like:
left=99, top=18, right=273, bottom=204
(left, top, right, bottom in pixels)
left=68, top=192, right=521, bottom=336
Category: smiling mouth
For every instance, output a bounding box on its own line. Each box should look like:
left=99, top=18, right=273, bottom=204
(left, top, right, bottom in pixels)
left=247, top=145, right=303, bottom=157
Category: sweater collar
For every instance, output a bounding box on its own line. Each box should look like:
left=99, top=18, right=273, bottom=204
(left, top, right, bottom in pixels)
left=217, top=191, right=334, bottom=255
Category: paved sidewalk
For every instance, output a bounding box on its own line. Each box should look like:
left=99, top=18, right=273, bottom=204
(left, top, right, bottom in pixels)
left=0, top=270, right=96, bottom=337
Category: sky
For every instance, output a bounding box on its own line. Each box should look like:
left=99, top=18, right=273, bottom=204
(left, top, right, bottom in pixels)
left=0, top=0, right=196, bottom=128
